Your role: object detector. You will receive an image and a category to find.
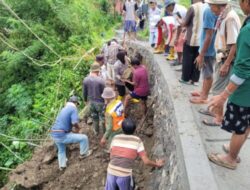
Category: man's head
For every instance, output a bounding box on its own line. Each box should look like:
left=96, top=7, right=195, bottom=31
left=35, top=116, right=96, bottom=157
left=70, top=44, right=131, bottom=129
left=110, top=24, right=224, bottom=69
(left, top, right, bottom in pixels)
left=101, top=87, right=116, bottom=104
left=130, top=58, right=141, bottom=68
left=122, top=118, right=136, bottom=135
left=206, top=0, right=228, bottom=16
left=68, top=96, right=80, bottom=106
left=149, top=0, right=157, bottom=9
left=96, top=54, right=104, bottom=66
left=165, top=0, right=176, bottom=14
left=90, top=63, right=100, bottom=74
left=239, top=0, right=250, bottom=15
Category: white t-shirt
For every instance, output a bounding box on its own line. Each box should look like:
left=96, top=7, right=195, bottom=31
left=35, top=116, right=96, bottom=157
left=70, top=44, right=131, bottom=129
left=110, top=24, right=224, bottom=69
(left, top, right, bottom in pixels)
left=173, top=4, right=187, bottom=26
left=148, top=7, right=161, bottom=32
left=124, top=1, right=138, bottom=21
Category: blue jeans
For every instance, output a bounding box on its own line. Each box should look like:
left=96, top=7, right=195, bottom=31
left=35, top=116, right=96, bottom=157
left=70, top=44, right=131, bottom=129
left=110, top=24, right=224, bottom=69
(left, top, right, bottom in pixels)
left=53, top=133, right=89, bottom=168
left=149, top=30, right=158, bottom=45
left=105, top=173, right=133, bottom=190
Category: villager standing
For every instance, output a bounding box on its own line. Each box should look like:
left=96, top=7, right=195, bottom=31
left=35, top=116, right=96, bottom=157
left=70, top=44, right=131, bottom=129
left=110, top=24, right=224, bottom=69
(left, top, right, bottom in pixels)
left=83, top=63, right=105, bottom=136
left=148, top=0, right=162, bottom=47
left=51, top=96, right=92, bottom=170
left=179, top=0, right=204, bottom=85
left=114, top=51, right=128, bottom=101
left=201, top=0, right=241, bottom=126
left=208, top=0, right=250, bottom=170
left=107, top=39, right=123, bottom=83
left=189, top=5, right=218, bottom=104
left=123, top=0, right=139, bottom=42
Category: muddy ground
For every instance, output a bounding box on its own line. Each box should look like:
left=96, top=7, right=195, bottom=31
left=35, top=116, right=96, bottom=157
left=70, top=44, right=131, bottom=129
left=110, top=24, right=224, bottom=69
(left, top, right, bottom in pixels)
left=3, top=99, right=157, bottom=190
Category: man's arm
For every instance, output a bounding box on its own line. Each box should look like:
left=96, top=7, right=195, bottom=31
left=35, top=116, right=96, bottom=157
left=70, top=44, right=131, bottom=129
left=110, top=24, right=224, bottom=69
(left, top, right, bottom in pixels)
left=220, top=44, right=236, bottom=76
left=200, top=28, right=214, bottom=57
left=220, top=18, right=240, bottom=76
left=180, top=7, right=194, bottom=27
left=100, top=115, right=112, bottom=146
left=141, top=153, right=165, bottom=168
left=83, top=80, right=88, bottom=103
left=195, top=28, right=214, bottom=69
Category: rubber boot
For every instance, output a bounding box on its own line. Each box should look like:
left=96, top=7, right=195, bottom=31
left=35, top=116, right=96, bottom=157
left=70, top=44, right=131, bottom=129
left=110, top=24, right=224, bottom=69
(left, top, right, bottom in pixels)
left=166, top=47, right=175, bottom=61
left=154, top=39, right=165, bottom=54
left=131, top=98, right=140, bottom=103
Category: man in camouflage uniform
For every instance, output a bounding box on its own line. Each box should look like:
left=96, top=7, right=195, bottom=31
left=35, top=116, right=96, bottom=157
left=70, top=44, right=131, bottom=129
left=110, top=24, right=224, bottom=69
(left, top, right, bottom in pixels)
left=83, top=63, right=105, bottom=135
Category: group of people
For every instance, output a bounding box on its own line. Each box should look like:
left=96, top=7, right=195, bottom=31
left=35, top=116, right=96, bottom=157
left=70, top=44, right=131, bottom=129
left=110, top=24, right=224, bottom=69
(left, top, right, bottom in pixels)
left=50, top=37, right=164, bottom=189
left=147, top=0, right=250, bottom=170
left=49, top=0, right=250, bottom=189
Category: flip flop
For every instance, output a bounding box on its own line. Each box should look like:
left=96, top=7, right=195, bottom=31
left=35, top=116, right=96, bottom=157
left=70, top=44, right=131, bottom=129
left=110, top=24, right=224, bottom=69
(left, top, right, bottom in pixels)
left=222, top=144, right=241, bottom=163
left=208, top=153, right=237, bottom=170
left=202, top=118, right=221, bottom=127
left=190, top=97, right=208, bottom=104
left=191, top=91, right=201, bottom=97
left=198, top=108, right=215, bottom=117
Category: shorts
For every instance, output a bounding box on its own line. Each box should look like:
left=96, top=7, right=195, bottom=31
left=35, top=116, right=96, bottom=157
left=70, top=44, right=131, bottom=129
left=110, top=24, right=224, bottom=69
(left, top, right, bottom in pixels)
left=130, top=91, right=147, bottom=101
left=222, top=102, right=250, bottom=135
left=212, top=61, right=232, bottom=96
left=124, top=20, right=136, bottom=32
left=174, top=30, right=186, bottom=53
left=202, top=56, right=215, bottom=79
left=116, top=84, right=126, bottom=97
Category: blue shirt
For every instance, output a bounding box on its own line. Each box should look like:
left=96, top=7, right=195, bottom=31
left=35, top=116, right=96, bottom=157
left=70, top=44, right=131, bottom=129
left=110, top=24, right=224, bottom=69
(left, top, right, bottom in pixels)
left=51, top=102, right=79, bottom=139
left=199, top=6, right=217, bottom=57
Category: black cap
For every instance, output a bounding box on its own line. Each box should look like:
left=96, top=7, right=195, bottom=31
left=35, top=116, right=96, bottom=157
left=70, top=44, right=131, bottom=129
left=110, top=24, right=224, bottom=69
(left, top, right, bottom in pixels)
left=122, top=118, right=136, bottom=135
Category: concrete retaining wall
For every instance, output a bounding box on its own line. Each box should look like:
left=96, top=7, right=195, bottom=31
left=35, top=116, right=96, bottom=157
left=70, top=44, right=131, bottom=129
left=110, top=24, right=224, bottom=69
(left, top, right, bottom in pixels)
left=126, top=41, right=218, bottom=190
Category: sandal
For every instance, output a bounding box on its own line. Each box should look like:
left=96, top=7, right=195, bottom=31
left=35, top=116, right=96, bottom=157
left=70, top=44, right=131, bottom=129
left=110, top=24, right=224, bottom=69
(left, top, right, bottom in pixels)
left=202, top=118, right=221, bottom=127
left=191, top=91, right=201, bottom=97
left=208, top=153, right=237, bottom=170
left=222, top=144, right=241, bottom=163
left=198, top=108, right=215, bottom=117
left=190, top=97, right=208, bottom=104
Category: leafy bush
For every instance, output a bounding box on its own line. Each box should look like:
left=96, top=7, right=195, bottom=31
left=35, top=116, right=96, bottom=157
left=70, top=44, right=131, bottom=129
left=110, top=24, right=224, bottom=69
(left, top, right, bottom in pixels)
left=0, top=0, right=119, bottom=186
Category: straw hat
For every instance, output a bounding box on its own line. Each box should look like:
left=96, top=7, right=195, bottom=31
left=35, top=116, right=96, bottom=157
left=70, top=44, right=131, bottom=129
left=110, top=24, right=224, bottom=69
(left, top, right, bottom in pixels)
left=101, top=87, right=116, bottom=99
left=205, top=0, right=229, bottom=4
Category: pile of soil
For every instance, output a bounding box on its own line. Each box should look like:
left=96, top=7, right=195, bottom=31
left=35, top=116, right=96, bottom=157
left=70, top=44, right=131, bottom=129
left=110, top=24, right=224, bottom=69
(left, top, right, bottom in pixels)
left=3, top=100, right=156, bottom=190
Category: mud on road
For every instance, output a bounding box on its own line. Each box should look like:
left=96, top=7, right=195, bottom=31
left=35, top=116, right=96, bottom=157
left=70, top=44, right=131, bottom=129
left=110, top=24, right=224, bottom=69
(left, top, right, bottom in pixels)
left=3, top=100, right=157, bottom=190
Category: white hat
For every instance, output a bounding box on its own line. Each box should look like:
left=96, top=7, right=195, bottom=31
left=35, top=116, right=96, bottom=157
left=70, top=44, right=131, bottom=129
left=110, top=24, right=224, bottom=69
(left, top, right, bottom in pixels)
left=205, top=0, right=229, bottom=4
left=101, top=87, right=116, bottom=99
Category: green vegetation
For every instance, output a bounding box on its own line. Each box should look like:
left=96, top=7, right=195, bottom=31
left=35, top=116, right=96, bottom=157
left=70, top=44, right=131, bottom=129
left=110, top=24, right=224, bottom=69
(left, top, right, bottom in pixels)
left=179, top=0, right=191, bottom=8
left=0, top=0, right=120, bottom=186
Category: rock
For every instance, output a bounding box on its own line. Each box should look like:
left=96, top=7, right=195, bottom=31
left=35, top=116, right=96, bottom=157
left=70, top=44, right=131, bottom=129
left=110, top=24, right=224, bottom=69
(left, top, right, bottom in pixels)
left=87, top=118, right=93, bottom=125
left=42, top=147, right=57, bottom=164
left=144, top=127, right=154, bottom=137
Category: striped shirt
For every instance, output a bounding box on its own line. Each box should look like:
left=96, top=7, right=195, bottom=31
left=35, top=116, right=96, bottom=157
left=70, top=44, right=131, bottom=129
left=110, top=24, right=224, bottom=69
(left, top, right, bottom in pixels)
left=107, top=134, right=146, bottom=177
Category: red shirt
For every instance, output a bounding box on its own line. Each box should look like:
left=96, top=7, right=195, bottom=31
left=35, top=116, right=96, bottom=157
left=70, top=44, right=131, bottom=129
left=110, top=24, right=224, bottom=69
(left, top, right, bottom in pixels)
left=133, top=65, right=149, bottom=97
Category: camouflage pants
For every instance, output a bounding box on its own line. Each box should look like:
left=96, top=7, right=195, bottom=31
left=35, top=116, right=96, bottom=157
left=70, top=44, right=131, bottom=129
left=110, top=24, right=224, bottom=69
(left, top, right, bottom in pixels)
left=90, top=102, right=105, bottom=135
